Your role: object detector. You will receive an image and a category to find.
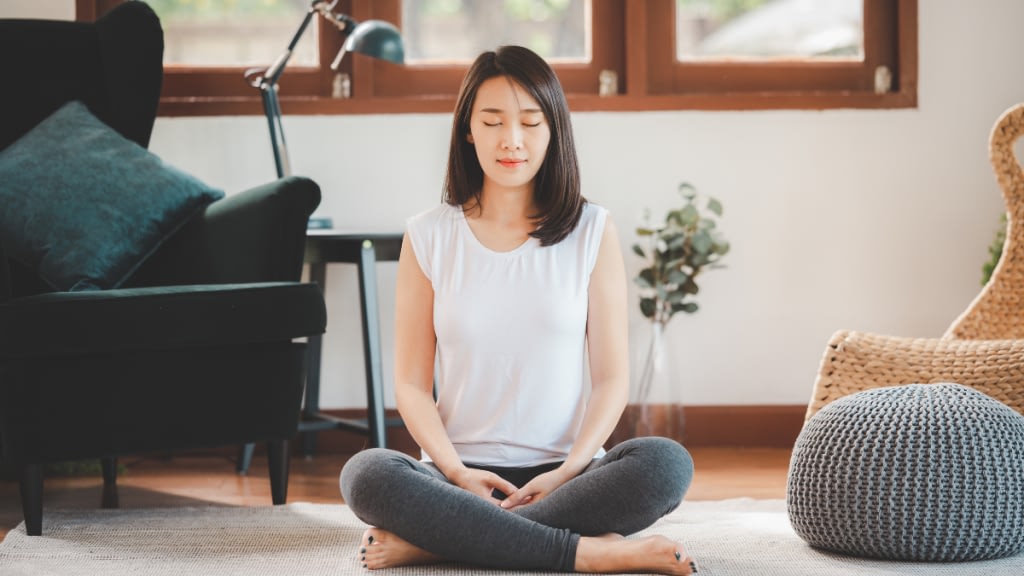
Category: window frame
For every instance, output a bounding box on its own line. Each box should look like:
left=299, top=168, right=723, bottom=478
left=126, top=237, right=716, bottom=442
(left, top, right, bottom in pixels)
left=77, top=0, right=917, bottom=116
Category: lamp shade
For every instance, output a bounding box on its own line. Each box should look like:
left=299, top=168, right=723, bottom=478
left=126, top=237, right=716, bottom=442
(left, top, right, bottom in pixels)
left=344, top=20, right=405, bottom=64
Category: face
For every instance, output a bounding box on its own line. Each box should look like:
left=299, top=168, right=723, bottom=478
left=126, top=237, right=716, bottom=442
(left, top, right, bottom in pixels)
left=466, top=76, right=551, bottom=195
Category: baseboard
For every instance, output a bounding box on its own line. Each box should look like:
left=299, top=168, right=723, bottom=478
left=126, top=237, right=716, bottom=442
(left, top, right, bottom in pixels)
left=305, top=404, right=807, bottom=456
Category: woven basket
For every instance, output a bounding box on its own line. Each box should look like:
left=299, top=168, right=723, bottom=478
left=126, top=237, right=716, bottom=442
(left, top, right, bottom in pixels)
left=805, top=103, right=1024, bottom=420
left=807, top=331, right=1024, bottom=419
left=788, top=383, right=1024, bottom=561
left=945, top=103, right=1024, bottom=341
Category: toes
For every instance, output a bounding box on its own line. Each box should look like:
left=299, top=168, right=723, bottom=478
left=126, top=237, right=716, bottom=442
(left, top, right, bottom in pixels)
left=363, top=549, right=389, bottom=570
left=361, top=527, right=383, bottom=547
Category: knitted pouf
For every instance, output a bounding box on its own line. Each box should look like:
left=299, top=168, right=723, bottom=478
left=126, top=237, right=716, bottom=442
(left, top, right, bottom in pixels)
left=787, top=383, right=1024, bottom=561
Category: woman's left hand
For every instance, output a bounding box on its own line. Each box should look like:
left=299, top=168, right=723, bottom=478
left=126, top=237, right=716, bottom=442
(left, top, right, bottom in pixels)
left=500, top=468, right=574, bottom=510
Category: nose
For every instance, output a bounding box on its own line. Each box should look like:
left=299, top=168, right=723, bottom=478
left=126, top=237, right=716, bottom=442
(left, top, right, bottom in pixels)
left=501, top=124, right=523, bottom=150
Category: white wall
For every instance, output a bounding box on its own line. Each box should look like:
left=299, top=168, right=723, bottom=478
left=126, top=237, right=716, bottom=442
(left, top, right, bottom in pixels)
left=10, top=1, right=1024, bottom=408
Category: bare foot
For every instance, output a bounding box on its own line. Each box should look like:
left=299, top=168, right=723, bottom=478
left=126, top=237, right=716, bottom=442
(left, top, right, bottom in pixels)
left=575, top=534, right=697, bottom=575
left=357, top=527, right=444, bottom=570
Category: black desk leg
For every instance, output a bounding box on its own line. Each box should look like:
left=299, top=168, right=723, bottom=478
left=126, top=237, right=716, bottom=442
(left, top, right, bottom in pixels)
left=358, top=240, right=388, bottom=448
left=303, top=262, right=328, bottom=457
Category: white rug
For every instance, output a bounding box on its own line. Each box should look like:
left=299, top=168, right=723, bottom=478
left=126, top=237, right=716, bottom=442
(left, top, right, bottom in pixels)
left=1, top=499, right=1021, bottom=575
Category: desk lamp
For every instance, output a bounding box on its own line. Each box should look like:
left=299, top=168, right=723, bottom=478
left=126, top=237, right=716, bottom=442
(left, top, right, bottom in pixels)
left=244, top=0, right=404, bottom=188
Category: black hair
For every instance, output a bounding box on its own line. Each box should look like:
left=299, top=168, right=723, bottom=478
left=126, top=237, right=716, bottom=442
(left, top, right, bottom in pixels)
left=443, top=45, right=584, bottom=246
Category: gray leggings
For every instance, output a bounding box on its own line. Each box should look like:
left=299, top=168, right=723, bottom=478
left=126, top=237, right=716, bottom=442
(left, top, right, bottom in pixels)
left=340, top=437, right=693, bottom=572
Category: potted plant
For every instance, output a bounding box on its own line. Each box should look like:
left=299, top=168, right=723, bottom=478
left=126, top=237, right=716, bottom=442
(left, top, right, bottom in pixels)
left=629, top=183, right=730, bottom=435
left=982, top=213, right=1006, bottom=286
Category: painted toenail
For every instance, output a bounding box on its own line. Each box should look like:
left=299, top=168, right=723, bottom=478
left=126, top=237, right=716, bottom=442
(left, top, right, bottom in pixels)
left=368, top=536, right=375, bottom=544
left=675, top=551, right=681, bottom=561
left=360, top=548, right=366, bottom=553
left=690, top=560, right=698, bottom=573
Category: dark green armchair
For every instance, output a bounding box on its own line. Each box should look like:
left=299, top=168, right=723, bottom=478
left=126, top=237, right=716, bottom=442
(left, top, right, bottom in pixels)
left=0, top=2, right=327, bottom=535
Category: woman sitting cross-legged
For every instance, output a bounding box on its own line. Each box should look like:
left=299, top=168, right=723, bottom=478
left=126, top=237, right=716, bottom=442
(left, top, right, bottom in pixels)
left=340, top=45, right=697, bottom=575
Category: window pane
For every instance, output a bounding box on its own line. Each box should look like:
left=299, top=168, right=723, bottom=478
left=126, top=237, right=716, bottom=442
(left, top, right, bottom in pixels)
left=148, top=0, right=318, bottom=67
left=401, top=0, right=590, bottom=64
left=676, top=0, right=863, bottom=61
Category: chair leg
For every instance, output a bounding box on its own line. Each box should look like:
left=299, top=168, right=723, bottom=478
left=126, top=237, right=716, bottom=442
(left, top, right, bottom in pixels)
left=267, top=439, right=289, bottom=505
left=101, top=457, right=118, bottom=485
left=101, top=457, right=119, bottom=509
left=19, top=464, right=42, bottom=536
left=236, top=443, right=255, bottom=475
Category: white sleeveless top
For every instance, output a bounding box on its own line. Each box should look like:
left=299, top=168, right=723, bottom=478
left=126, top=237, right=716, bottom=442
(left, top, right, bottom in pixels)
left=406, top=202, right=608, bottom=466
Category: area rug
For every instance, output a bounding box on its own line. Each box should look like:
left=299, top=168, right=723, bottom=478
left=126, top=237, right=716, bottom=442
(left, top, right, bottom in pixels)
left=1, top=499, right=1021, bottom=575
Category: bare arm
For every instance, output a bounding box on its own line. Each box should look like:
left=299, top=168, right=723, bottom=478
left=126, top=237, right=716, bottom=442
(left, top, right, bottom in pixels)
left=394, top=234, right=517, bottom=502
left=567, top=216, right=631, bottom=472
left=502, top=217, right=630, bottom=508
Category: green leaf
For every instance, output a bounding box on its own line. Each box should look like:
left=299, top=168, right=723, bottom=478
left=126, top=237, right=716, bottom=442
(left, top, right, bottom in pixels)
left=707, top=197, right=723, bottom=217
left=678, top=182, right=696, bottom=199
left=667, top=269, right=689, bottom=285
left=636, top=227, right=656, bottom=236
left=656, top=285, right=669, bottom=301
left=678, top=205, right=699, bottom=226
left=667, top=210, right=683, bottom=228
left=692, top=230, right=713, bottom=254
left=664, top=257, right=686, bottom=270
left=639, top=297, right=657, bottom=319
left=672, top=302, right=699, bottom=314
left=632, top=244, right=646, bottom=258
left=636, top=269, right=656, bottom=288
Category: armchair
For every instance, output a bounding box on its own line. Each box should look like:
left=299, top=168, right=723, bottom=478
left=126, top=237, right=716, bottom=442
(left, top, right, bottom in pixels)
left=0, top=1, right=327, bottom=536
left=807, top=102, right=1024, bottom=418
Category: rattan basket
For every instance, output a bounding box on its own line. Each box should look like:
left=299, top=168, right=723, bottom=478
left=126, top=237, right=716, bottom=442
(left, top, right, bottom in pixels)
left=806, top=104, right=1024, bottom=419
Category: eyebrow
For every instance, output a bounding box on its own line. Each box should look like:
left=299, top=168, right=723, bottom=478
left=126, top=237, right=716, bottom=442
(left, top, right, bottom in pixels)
left=479, top=107, right=543, bottom=114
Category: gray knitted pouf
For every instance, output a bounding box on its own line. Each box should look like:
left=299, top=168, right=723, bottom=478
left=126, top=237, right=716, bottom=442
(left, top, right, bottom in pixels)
left=787, top=383, right=1024, bottom=561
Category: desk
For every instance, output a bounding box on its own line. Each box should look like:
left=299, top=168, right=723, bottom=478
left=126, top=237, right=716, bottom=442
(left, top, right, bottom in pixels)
left=301, top=231, right=404, bottom=453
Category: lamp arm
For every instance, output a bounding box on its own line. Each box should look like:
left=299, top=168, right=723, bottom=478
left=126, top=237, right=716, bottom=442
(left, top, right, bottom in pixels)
left=245, top=0, right=399, bottom=181
left=261, top=7, right=317, bottom=86
left=316, top=7, right=357, bottom=34
left=246, top=1, right=347, bottom=179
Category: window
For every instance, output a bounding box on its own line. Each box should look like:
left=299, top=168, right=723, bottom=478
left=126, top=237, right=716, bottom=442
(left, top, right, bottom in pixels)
left=401, top=0, right=590, bottom=63
left=637, top=0, right=915, bottom=110
left=77, top=0, right=916, bottom=116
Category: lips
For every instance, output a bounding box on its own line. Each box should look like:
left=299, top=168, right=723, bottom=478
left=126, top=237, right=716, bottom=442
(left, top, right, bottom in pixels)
left=498, top=158, right=525, bottom=168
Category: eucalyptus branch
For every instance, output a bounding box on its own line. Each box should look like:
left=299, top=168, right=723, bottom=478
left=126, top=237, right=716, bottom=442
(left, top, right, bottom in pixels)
left=632, top=182, right=730, bottom=327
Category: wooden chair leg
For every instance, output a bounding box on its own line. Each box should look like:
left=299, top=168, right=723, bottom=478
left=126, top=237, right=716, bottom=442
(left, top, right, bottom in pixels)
left=236, top=443, right=255, bottom=475
left=267, top=439, right=289, bottom=505
left=19, top=463, right=42, bottom=536
left=101, top=457, right=119, bottom=509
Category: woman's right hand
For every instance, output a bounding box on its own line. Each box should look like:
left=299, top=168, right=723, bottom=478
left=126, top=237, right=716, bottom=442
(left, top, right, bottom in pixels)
left=448, top=467, right=519, bottom=506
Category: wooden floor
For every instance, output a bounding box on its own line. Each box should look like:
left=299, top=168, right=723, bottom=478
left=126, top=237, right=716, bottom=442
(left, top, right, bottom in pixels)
left=0, top=446, right=792, bottom=543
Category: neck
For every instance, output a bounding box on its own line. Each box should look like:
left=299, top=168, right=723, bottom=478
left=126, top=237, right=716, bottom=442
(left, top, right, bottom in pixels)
left=471, top=183, right=536, bottom=223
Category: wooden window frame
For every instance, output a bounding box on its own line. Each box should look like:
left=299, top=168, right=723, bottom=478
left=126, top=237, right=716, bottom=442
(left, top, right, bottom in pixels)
left=78, top=0, right=916, bottom=116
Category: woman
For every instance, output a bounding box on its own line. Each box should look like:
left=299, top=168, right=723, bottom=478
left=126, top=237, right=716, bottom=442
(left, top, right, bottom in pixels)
left=340, top=45, right=697, bottom=575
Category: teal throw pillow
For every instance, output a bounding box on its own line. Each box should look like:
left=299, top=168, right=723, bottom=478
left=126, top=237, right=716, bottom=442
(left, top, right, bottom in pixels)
left=0, top=101, right=224, bottom=291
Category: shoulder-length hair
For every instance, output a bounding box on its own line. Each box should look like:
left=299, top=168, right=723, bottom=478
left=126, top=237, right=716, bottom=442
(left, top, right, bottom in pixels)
left=443, top=45, right=584, bottom=246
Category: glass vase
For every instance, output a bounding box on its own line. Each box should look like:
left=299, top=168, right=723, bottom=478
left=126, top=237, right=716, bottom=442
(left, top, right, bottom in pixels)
left=631, top=321, right=679, bottom=439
